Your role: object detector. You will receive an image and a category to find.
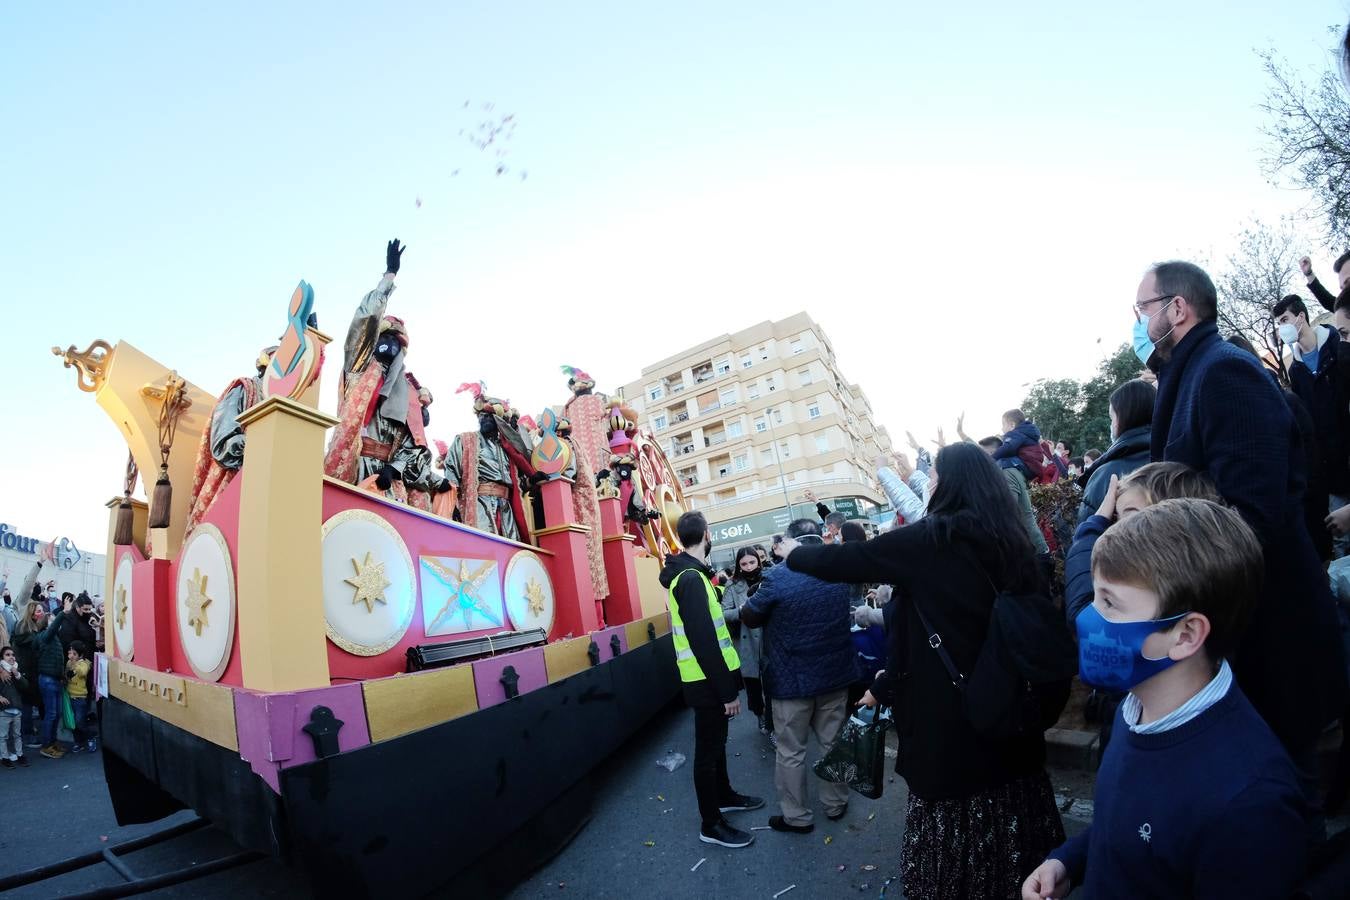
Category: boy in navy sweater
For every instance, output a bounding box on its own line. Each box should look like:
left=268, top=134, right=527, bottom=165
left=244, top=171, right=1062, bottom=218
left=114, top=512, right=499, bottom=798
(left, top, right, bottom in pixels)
left=1023, top=499, right=1307, bottom=900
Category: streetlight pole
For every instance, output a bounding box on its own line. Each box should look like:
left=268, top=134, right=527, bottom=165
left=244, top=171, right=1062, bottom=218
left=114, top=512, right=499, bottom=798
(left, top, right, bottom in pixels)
left=765, top=406, right=796, bottom=524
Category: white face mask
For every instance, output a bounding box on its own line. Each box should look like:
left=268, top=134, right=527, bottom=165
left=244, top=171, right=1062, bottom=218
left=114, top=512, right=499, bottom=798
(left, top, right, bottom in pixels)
left=1278, top=323, right=1300, bottom=345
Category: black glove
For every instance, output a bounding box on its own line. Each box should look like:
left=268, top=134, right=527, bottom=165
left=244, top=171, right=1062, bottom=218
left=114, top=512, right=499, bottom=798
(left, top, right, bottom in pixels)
left=595, top=469, right=611, bottom=483
left=422, top=406, right=431, bottom=427
left=386, top=239, right=406, bottom=275
left=437, top=478, right=453, bottom=494
left=375, top=464, right=399, bottom=492
left=529, top=471, right=551, bottom=485
left=647, top=509, right=662, bottom=521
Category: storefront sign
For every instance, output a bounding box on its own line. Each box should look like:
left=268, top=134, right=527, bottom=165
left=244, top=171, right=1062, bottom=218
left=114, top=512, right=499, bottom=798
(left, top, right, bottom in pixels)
left=710, top=508, right=794, bottom=543
left=0, top=524, right=82, bottom=568
left=0, top=523, right=42, bottom=555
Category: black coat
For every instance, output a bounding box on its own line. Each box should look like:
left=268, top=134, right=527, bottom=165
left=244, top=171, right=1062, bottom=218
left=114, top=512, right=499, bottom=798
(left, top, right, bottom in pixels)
left=1152, top=321, right=1348, bottom=750
left=786, top=519, right=1048, bottom=801
left=1287, top=325, right=1350, bottom=495
left=58, top=613, right=96, bottom=655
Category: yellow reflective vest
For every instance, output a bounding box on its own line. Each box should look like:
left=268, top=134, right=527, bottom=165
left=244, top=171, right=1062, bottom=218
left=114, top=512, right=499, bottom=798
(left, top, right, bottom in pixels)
left=669, top=568, right=741, bottom=683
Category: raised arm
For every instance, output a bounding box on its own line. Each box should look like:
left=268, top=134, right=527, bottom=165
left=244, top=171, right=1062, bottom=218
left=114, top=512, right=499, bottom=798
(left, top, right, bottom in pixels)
left=784, top=521, right=931, bottom=588
left=343, top=240, right=405, bottom=375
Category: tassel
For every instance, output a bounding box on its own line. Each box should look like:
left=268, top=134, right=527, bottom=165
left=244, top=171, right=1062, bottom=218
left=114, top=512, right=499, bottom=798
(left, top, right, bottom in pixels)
left=148, top=465, right=172, bottom=529
left=113, top=496, right=135, bottom=546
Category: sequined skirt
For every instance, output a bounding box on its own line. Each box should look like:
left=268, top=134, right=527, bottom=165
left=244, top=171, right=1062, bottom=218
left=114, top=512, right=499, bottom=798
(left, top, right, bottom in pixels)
left=902, top=770, right=1065, bottom=900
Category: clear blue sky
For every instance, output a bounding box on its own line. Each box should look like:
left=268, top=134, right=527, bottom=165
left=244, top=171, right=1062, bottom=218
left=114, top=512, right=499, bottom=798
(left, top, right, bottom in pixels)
left=2, top=1, right=1347, bottom=551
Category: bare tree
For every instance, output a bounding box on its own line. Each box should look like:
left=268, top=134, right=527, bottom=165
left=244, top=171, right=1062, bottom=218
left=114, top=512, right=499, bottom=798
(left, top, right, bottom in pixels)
left=1214, top=218, right=1300, bottom=383
left=1259, top=44, right=1350, bottom=245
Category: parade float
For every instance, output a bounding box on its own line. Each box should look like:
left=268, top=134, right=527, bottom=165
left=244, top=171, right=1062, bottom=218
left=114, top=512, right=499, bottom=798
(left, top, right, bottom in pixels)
left=50, top=278, right=689, bottom=897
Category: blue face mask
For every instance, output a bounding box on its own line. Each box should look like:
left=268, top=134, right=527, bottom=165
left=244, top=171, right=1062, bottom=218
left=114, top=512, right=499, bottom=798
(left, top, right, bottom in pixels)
left=1076, top=604, right=1188, bottom=692
left=1131, top=298, right=1175, bottom=366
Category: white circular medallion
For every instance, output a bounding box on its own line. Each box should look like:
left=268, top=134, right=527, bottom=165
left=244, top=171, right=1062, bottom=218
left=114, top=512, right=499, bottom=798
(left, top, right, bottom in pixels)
left=321, top=509, right=416, bottom=656
left=503, top=550, right=555, bottom=635
left=176, top=524, right=236, bottom=681
left=111, top=553, right=135, bottom=661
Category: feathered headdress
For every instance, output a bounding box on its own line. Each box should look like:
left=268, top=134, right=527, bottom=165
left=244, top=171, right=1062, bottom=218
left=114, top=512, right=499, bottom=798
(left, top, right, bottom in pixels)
left=456, top=381, right=514, bottom=417
left=560, top=364, right=596, bottom=393
left=518, top=415, right=539, bottom=433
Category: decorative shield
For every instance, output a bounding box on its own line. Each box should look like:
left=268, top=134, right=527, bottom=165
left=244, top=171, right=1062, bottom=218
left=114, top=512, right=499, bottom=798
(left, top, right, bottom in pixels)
left=175, top=523, right=236, bottom=681
left=321, top=509, right=417, bottom=656
left=503, top=550, right=555, bottom=635
left=419, top=556, right=505, bottom=637
left=111, top=553, right=135, bottom=661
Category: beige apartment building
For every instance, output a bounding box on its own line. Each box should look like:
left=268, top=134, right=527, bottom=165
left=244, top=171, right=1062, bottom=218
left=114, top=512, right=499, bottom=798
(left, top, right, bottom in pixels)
left=616, top=313, right=894, bottom=568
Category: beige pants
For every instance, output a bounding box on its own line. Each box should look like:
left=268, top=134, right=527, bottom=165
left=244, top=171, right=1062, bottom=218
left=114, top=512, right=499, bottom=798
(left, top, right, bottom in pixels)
left=772, top=689, right=850, bottom=825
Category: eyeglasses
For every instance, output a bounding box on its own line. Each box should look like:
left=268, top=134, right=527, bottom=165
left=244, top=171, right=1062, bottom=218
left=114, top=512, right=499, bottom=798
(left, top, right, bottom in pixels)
left=1133, top=294, right=1176, bottom=320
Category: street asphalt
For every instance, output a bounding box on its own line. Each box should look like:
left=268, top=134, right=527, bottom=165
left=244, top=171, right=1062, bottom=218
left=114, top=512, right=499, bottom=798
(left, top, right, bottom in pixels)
left=0, top=706, right=1097, bottom=899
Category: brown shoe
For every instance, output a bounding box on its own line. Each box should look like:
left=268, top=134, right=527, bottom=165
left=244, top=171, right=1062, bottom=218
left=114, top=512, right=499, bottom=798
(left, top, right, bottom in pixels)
left=40, top=745, right=64, bottom=760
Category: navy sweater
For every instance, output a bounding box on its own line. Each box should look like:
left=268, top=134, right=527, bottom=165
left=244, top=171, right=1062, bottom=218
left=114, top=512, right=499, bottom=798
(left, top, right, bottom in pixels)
left=1049, top=683, right=1306, bottom=899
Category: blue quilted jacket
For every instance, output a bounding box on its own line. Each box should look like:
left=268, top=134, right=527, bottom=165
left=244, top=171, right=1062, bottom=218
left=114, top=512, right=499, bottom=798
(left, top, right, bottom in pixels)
left=741, top=559, right=859, bottom=700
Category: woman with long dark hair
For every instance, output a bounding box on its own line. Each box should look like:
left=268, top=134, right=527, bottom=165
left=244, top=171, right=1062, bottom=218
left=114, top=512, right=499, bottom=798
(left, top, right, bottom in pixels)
left=1075, top=378, right=1156, bottom=525
left=778, top=442, right=1064, bottom=900
left=721, top=547, right=773, bottom=738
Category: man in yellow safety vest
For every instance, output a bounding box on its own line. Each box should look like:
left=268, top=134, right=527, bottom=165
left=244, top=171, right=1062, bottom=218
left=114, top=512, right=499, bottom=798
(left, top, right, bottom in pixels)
left=660, top=510, right=764, bottom=849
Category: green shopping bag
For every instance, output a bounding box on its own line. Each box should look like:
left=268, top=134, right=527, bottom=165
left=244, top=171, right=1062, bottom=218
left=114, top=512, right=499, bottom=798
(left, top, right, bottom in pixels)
left=60, top=688, right=77, bottom=732
left=812, top=708, right=892, bottom=800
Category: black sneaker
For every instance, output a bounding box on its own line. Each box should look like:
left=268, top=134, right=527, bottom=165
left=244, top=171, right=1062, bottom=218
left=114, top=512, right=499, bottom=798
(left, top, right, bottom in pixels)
left=719, top=793, right=766, bottom=813
left=768, top=815, right=814, bottom=834
left=699, top=819, right=754, bottom=848
left=15, top=756, right=28, bottom=768
left=825, top=804, right=848, bottom=821
left=0, top=759, right=13, bottom=769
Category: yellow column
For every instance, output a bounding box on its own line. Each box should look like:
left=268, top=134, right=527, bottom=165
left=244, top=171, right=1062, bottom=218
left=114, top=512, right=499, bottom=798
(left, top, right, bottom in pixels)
left=235, top=396, right=339, bottom=691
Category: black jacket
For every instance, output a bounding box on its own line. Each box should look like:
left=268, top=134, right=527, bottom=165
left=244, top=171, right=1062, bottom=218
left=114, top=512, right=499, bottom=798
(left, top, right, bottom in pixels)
left=1287, top=325, right=1350, bottom=495
left=786, top=518, right=1048, bottom=801
left=58, top=613, right=96, bottom=655
left=659, top=552, right=740, bottom=707
left=1075, top=425, right=1152, bottom=527
left=1153, top=321, right=1348, bottom=749
left=1309, top=276, right=1338, bottom=312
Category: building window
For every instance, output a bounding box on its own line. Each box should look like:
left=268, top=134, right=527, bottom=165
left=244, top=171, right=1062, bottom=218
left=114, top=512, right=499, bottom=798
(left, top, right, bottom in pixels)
left=715, top=356, right=732, bottom=376
left=647, top=384, right=663, bottom=401
left=790, top=339, right=803, bottom=355
left=717, top=464, right=730, bottom=479
left=754, top=417, right=767, bottom=433
left=773, top=408, right=783, bottom=425
left=747, top=383, right=760, bottom=400
left=779, top=442, right=791, bottom=459
left=740, top=354, right=753, bottom=369
left=766, top=377, right=777, bottom=393
left=734, top=453, right=749, bottom=472
left=808, top=403, right=821, bottom=419
left=761, top=448, right=774, bottom=465
left=719, top=387, right=737, bottom=406
left=727, top=420, right=744, bottom=438
left=815, top=434, right=829, bottom=453
left=653, top=414, right=667, bottom=430
left=759, top=345, right=769, bottom=360
left=798, top=367, right=812, bottom=385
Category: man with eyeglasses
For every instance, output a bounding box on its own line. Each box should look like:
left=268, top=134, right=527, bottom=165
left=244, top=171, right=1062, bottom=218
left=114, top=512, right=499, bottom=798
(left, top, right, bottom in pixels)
left=1136, top=260, right=1347, bottom=845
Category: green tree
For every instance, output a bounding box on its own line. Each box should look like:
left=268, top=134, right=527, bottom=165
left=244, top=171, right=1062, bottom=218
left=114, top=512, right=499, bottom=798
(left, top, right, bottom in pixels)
left=1021, top=343, right=1143, bottom=455
left=1020, top=378, right=1084, bottom=449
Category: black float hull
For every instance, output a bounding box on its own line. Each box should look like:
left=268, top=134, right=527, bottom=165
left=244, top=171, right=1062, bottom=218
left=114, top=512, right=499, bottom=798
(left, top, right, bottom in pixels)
left=102, top=634, right=679, bottom=897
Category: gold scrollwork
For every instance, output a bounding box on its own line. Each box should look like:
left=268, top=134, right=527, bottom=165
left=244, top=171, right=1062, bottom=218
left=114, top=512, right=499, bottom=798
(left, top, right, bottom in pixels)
left=51, top=340, right=114, bottom=393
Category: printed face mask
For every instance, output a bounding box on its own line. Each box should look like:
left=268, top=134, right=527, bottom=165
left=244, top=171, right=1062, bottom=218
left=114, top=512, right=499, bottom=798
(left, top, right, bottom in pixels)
left=1076, top=604, right=1188, bottom=692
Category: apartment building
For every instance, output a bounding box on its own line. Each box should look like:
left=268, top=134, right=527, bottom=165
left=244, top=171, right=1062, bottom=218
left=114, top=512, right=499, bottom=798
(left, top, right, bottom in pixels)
left=616, top=313, right=894, bottom=568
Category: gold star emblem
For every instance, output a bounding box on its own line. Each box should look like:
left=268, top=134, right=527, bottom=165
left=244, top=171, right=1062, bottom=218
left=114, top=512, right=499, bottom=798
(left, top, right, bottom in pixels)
left=345, top=552, right=392, bottom=614
left=184, top=568, right=212, bottom=637
left=525, top=578, right=547, bottom=617
left=115, top=584, right=128, bottom=630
